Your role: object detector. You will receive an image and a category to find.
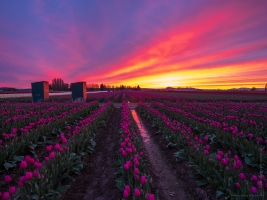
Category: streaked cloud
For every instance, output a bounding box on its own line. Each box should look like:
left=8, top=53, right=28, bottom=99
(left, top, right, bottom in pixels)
left=0, top=0, right=266, bottom=89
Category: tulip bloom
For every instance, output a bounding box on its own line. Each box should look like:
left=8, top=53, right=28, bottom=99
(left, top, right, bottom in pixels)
left=25, top=172, right=33, bottom=180
left=146, top=194, right=155, bottom=200
left=20, top=161, right=27, bottom=169
left=134, top=188, right=141, bottom=197
left=125, top=185, right=130, bottom=193
left=141, top=176, right=146, bottom=184
left=4, top=175, right=12, bottom=183
left=134, top=168, right=139, bottom=175
left=123, top=190, right=129, bottom=198
left=251, top=175, right=257, bottom=182
left=2, top=192, right=10, bottom=200
left=124, top=164, right=129, bottom=171
left=46, top=146, right=52, bottom=152
left=250, top=186, right=257, bottom=194
left=49, top=152, right=55, bottom=159
left=33, top=170, right=39, bottom=177
left=8, top=186, right=16, bottom=195
left=239, top=173, right=246, bottom=180
left=235, top=182, right=240, bottom=188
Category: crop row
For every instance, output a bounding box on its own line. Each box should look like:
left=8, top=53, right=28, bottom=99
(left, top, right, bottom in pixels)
left=0, top=101, right=99, bottom=171
left=116, top=101, right=155, bottom=200
left=1, top=103, right=80, bottom=134
left=150, top=101, right=267, bottom=173
left=137, top=102, right=266, bottom=199
left=1, top=101, right=114, bottom=199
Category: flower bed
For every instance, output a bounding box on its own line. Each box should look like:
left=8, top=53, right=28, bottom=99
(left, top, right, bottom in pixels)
left=0, top=101, right=114, bottom=199
left=137, top=102, right=267, bottom=199
left=116, top=101, right=155, bottom=200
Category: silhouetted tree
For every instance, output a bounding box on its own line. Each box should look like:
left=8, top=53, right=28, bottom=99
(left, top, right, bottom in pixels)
left=137, top=85, right=141, bottom=91
left=251, top=87, right=257, bottom=91
left=100, top=83, right=106, bottom=91
left=51, top=78, right=68, bottom=91
left=265, top=83, right=267, bottom=91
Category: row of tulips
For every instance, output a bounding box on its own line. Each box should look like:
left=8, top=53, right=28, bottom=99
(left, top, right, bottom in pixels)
left=0, top=101, right=114, bottom=200
left=137, top=102, right=267, bottom=199
left=124, top=91, right=267, bottom=102
left=0, top=101, right=99, bottom=171
left=150, top=101, right=267, bottom=172
left=117, top=101, right=155, bottom=200
left=160, top=100, right=267, bottom=137
left=1, top=102, right=78, bottom=134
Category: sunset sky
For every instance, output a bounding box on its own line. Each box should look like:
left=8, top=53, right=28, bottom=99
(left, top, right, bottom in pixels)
left=0, top=1, right=267, bottom=89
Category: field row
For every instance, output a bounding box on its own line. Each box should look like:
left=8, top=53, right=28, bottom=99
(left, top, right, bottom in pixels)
left=137, top=100, right=267, bottom=199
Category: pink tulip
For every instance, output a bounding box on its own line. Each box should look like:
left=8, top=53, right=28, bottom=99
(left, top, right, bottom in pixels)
left=25, top=172, right=32, bottom=180
left=18, top=182, right=23, bottom=187
left=259, top=174, right=265, bottom=181
left=205, top=145, right=210, bottom=150
left=204, top=136, right=209, bottom=142
left=2, top=192, right=10, bottom=200
left=134, top=168, right=139, bottom=175
left=124, top=164, right=129, bottom=171
left=239, top=173, right=246, bottom=180
left=235, top=182, right=240, bottom=188
left=236, top=160, right=242, bottom=167
left=251, top=175, right=257, bottom=182
left=204, top=150, right=209, bottom=155
left=49, top=152, right=55, bottom=159
left=216, top=155, right=222, bottom=161
left=125, top=185, right=130, bottom=193
left=257, top=181, right=263, bottom=188
left=46, top=146, right=52, bottom=152
left=4, top=175, right=12, bottom=183
left=250, top=186, right=257, bottom=194
left=234, top=155, right=239, bottom=161
left=233, top=163, right=239, bottom=170
left=8, top=186, right=16, bottom=195
left=19, top=176, right=25, bottom=183
left=218, top=150, right=223, bottom=156
left=147, top=194, right=155, bottom=200
left=121, top=150, right=127, bottom=157
left=20, top=161, right=27, bottom=169
left=123, top=190, right=129, bottom=198
left=134, top=188, right=141, bottom=197
left=141, top=176, right=146, bottom=184
left=33, top=170, right=39, bottom=177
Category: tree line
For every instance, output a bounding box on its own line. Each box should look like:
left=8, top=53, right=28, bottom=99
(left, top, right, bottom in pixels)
left=49, top=78, right=141, bottom=91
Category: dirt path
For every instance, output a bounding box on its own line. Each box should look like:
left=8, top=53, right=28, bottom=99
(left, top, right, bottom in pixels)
left=61, top=108, right=121, bottom=200
left=131, top=109, right=195, bottom=200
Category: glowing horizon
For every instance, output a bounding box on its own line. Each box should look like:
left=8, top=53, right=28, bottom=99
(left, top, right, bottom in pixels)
left=0, top=1, right=267, bottom=90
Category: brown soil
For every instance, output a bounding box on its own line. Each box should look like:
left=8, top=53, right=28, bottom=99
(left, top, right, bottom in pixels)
left=61, top=108, right=121, bottom=200
left=131, top=110, right=195, bottom=200
left=137, top=111, right=216, bottom=200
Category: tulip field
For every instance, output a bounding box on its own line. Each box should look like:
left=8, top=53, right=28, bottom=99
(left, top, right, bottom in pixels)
left=0, top=91, right=267, bottom=199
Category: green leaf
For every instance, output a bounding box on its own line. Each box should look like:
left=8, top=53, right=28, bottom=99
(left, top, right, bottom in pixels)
left=115, top=177, right=125, bottom=191
left=31, top=194, right=39, bottom=200
left=13, top=155, right=24, bottom=162
left=4, top=162, right=15, bottom=170
left=216, top=190, right=224, bottom=199
left=80, top=152, right=87, bottom=156
left=195, top=180, right=208, bottom=187
left=90, top=140, right=96, bottom=148
left=174, top=149, right=188, bottom=161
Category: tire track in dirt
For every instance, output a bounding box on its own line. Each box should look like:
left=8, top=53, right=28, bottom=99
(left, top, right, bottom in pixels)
left=131, top=110, right=194, bottom=200
left=61, top=108, right=121, bottom=200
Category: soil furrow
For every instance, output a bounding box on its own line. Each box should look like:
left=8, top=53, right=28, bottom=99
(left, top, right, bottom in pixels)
left=61, top=108, right=121, bottom=200
left=131, top=110, right=195, bottom=200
